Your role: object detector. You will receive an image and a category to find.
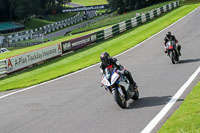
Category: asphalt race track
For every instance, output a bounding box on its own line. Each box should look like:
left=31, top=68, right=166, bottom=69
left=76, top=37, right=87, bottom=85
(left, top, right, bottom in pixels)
left=0, top=7, right=200, bottom=133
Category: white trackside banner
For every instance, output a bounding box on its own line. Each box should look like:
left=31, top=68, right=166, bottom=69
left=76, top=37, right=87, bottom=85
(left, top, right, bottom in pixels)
left=6, top=44, right=62, bottom=73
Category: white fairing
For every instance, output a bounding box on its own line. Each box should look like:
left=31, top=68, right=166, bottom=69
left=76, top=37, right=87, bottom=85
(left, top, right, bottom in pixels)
left=101, top=78, right=110, bottom=86
left=111, top=72, right=119, bottom=85
left=101, top=72, right=119, bottom=86
left=120, top=81, right=129, bottom=91
left=101, top=67, right=136, bottom=103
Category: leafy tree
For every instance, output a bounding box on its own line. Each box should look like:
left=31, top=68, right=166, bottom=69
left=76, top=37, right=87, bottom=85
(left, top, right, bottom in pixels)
left=107, top=0, right=170, bottom=14
left=107, top=0, right=126, bottom=14
left=0, top=0, right=9, bottom=21
left=0, top=0, right=72, bottom=21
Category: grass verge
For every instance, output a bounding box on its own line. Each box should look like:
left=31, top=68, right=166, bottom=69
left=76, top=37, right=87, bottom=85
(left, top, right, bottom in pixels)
left=0, top=4, right=199, bottom=91
left=158, top=82, right=200, bottom=133
left=25, top=12, right=77, bottom=29
left=71, top=0, right=176, bottom=34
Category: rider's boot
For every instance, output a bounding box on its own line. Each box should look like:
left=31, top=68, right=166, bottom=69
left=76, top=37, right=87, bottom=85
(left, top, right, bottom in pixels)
left=177, top=45, right=181, bottom=56
left=178, top=50, right=181, bottom=56
left=124, top=70, right=138, bottom=92
left=129, top=83, right=138, bottom=92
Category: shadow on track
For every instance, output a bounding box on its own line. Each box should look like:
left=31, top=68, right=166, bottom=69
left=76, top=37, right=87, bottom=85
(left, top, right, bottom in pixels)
left=179, top=58, right=200, bottom=64
left=127, top=96, right=184, bottom=109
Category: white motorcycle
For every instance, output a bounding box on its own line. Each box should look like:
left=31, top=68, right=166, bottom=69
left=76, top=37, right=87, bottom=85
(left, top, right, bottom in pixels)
left=101, top=65, right=139, bottom=108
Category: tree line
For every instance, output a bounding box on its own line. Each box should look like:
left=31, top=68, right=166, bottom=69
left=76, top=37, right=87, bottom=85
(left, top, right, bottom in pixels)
left=0, top=0, right=171, bottom=22
left=0, top=0, right=71, bottom=21
left=107, top=0, right=171, bottom=14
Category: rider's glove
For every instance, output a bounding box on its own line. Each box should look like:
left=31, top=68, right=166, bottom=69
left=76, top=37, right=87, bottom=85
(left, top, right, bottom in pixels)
left=164, top=48, right=167, bottom=53
left=117, top=69, right=125, bottom=75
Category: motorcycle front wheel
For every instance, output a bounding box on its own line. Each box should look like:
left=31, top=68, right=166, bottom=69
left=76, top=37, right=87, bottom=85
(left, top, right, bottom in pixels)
left=113, top=88, right=127, bottom=109
left=169, top=51, right=175, bottom=64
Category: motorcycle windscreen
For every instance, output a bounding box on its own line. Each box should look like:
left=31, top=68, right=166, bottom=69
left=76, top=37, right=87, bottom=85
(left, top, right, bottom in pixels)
left=105, top=66, right=114, bottom=81
left=167, top=41, right=176, bottom=50
left=111, top=72, right=120, bottom=85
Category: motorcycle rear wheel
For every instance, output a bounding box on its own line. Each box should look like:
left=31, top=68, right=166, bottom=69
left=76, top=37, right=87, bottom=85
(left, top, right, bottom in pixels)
left=175, top=51, right=179, bottom=62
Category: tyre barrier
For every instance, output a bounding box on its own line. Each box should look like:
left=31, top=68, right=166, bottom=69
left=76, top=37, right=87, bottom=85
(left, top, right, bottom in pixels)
left=0, top=59, right=7, bottom=78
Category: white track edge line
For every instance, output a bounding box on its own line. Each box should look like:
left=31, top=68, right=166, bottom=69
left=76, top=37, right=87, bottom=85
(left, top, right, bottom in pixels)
left=141, top=65, right=200, bottom=133
left=0, top=6, right=199, bottom=100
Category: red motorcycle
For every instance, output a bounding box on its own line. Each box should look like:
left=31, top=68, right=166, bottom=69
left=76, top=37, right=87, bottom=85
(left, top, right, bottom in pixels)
left=166, top=41, right=180, bottom=64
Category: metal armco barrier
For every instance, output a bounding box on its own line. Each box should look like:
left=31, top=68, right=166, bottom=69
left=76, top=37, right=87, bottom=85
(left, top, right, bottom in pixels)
left=96, top=1, right=179, bottom=42
left=0, top=59, right=7, bottom=78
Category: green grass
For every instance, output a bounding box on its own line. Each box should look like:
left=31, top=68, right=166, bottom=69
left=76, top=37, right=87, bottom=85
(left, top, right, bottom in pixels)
left=158, top=82, right=200, bottom=133
left=46, top=12, right=77, bottom=22
left=0, top=3, right=199, bottom=91
left=71, top=0, right=108, bottom=6
left=25, top=18, right=53, bottom=30
left=25, top=12, right=77, bottom=29
left=181, top=0, right=200, bottom=5
left=96, top=9, right=107, bottom=14
left=71, top=0, right=176, bottom=34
